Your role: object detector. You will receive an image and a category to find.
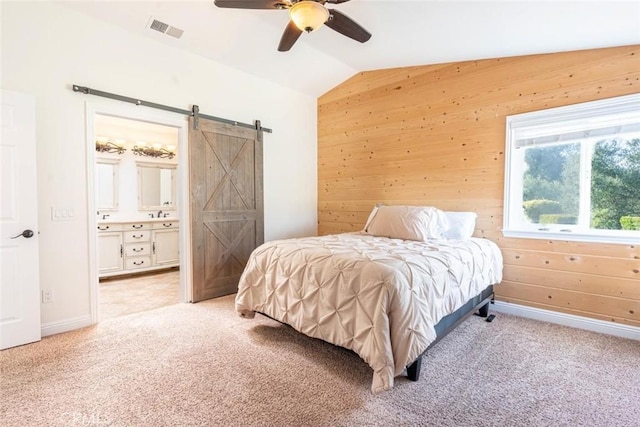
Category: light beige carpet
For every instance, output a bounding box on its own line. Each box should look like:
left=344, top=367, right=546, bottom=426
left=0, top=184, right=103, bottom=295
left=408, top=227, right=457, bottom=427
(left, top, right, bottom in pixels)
left=1, top=295, right=639, bottom=427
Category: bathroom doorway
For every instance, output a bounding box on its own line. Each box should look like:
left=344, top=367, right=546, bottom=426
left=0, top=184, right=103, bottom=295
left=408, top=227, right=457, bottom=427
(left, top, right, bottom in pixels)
left=87, top=102, right=191, bottom=322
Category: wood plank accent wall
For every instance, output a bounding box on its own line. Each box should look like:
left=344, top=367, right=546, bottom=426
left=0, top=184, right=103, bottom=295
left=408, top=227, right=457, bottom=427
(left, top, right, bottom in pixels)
left=317, top=45, right=640, bottom=327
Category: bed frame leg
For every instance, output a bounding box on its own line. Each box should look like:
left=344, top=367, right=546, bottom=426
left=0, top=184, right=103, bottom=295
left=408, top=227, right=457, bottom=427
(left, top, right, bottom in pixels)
left=478, top=302, right=490, bottom=318
left=407, top=357, right=422, bottom=381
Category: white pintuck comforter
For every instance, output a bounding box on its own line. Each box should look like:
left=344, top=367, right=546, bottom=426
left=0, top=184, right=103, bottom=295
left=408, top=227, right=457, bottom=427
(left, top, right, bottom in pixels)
left=235, top=233, right=503, bottom=393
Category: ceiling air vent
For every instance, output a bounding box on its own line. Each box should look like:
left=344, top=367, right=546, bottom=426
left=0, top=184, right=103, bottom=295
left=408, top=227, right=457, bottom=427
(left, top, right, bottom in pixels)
left=149, top=19, right=169, bottom=33
left=148, top=18, right=184, bottom=39
left=165, top=27, right=184, bottom=39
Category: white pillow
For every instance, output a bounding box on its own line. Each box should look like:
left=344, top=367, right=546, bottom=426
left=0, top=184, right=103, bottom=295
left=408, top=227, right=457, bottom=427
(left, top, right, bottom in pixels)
left=363, top=205, right=380, bottom=232
left=441, top=212, right=477, bottom=239
left=364, top=205, right=449, bottom=241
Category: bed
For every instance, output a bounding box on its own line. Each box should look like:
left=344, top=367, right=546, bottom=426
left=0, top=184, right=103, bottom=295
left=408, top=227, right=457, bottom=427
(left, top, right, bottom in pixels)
left=235, top=206, right=503, bottom=393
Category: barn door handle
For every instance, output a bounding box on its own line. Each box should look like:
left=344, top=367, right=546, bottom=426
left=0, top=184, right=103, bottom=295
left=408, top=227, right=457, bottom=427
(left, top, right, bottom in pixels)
left=11, top=229, right=34, bottom=239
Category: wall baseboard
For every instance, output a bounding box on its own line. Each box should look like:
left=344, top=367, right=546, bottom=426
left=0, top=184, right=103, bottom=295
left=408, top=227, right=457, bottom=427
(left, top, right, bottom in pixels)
left=491, top=301, right=640, bottom=341
left=41, top=315, right=94, bottom=337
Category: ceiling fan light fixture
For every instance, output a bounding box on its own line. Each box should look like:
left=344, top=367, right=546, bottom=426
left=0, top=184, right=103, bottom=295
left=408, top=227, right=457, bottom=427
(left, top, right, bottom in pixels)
left=289, top=1, right=329, bottom=33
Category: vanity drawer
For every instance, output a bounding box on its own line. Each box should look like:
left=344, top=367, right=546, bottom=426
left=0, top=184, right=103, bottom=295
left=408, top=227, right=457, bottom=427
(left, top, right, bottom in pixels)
left=122, top=222, right=151, bottom=231
left=124, top=243, right=151, bottom=256
left=123, top=230, right=151, bottom=243
left=97, top=223, right=123, bottom=232
left=153, top=221, right=179, bottom=230
left=125, top=256, right=152, bottom=270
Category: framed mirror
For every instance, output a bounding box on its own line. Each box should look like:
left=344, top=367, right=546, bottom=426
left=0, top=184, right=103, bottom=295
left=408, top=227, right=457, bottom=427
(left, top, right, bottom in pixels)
left=95, top=159, right=120, bottom=211
left=137, top=161, right=177, bottom=210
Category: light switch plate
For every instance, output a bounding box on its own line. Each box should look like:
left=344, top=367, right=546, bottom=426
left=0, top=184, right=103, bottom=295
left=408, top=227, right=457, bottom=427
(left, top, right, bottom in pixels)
left=51, top=206, right=75, bottom=221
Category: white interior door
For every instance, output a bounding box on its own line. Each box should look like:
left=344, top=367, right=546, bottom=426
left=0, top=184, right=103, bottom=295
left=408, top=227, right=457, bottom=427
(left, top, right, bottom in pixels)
left=0, top=90, right=41, bottom=350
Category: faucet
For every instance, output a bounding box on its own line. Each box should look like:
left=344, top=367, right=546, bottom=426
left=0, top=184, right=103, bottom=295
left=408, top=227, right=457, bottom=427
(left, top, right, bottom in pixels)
left=157, top=210, right=163, bottom=218
left=149, top=213, right=154, bottom=218
left=102, top=214, right=110, bottom=220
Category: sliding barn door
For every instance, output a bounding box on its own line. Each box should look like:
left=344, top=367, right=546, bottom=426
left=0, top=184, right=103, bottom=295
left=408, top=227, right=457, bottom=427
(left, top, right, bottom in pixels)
left=189, top=118, right=263, bottom=302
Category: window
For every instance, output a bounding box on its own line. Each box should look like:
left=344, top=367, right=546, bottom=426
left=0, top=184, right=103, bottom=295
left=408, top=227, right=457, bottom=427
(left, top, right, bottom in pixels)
left=503, top=94, right=640, bottom=244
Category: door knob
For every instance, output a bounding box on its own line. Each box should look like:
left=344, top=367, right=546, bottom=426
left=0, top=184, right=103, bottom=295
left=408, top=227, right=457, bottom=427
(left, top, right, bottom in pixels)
left=10, top=229, right=34, bottom=239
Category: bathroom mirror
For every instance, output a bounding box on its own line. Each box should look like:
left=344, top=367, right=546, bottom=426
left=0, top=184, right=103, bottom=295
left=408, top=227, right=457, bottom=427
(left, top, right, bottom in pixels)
left=95, top=159, right=119, bottom=211
left=137, top=162, right=177, bottom=211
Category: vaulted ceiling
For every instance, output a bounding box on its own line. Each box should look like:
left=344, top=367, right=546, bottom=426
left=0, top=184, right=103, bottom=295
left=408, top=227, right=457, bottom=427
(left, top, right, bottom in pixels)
left=63, top=1, right=640, bottom=97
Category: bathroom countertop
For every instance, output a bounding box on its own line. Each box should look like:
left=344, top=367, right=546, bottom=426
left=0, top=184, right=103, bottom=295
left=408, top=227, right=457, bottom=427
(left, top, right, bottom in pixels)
left=97, top=217, right=179, bottom=225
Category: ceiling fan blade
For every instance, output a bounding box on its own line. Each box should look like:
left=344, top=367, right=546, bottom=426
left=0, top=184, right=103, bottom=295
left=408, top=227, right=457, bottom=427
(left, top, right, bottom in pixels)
left=325, top=9, right=371, bottom=43
left=214, top=0, right=287, bottom=9
left=278, top=20, right=303, bottom=52
left=325, top=0, right=351, bottom=3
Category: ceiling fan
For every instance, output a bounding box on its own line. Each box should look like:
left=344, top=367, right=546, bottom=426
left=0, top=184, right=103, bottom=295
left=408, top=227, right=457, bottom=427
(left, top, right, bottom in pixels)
left=213, top=0, right=372, bottom=52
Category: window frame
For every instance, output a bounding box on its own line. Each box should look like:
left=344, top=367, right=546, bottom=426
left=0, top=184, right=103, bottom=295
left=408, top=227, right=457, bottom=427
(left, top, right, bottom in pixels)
left=503, top=93, right=640, bottom=245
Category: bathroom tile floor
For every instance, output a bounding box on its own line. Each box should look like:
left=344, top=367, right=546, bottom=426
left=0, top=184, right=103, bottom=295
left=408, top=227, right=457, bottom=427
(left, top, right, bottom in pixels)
left=99, top=269, right=180, bottom=321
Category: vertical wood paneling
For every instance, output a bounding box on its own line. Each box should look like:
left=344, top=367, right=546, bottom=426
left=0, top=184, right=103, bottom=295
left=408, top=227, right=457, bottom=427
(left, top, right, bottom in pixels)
left=318, top=45, right=640, bottom=327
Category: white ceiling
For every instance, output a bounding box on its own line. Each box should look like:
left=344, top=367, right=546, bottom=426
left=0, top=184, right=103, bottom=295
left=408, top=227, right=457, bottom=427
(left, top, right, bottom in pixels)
left=62, top=0, right=640, bottom=97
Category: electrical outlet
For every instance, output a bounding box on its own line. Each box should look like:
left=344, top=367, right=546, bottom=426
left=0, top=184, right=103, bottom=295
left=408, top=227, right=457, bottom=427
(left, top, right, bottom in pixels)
left=41, top=289, right=53, bottom=304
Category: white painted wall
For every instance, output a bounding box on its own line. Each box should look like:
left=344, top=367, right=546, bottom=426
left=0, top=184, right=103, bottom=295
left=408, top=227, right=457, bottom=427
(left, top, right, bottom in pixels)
left=1, top=2, right=318, bottom=329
